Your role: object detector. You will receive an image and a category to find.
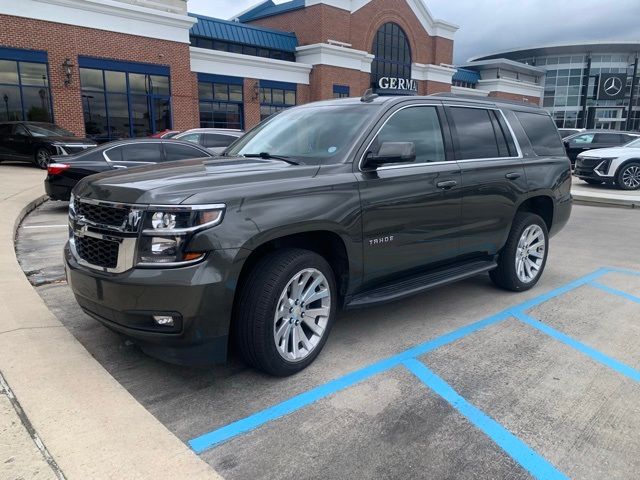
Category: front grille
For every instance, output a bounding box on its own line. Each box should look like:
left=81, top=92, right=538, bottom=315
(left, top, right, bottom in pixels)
left=75, top=236, right=119, bottom=269
left=577, top=158, right=601, bottom=168
left=76, top=201, right=128, bottom=228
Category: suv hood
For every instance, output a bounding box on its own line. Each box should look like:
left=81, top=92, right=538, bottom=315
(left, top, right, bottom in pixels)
left=73, top=156, right=320, bottom=205
left=577, top=146, right=635, bottom=158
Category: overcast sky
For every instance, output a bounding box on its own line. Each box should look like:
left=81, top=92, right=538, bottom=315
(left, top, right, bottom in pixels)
left=187, top=0, right=640, bottom=63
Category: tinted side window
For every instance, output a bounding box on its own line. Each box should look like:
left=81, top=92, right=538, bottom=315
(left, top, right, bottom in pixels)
left=178, top=133, right=202, bottom=145
left=0, top=124, right=12, bottom=136
left=593, top=133, right=623, bottom=144
left=164, top=143, right=209, bottom=161
left=203, top=133, right=238, bottom=148
left=120, top=143, right=162, bottom=162
left=449, top=107, right=502, bottom=159
left=571, top=133, right=594, bottom=144
left=14, top=124, right=29, bottom=136
left=373, top=106, right=445, bottom=164
left=514, top=111, right=565, bottom=156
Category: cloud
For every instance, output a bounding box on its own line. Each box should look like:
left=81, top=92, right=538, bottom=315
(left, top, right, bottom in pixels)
left=187, top=0, right=640, bottom=63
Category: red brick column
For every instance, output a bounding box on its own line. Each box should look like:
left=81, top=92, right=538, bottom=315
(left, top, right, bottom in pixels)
left=243, top=78, right=261, bottom=130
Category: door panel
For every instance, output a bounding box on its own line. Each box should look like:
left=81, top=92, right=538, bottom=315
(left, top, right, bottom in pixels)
left=358, top=164, right=462, bottom=284
left=355, top=104, right=462, bottom=285
left=446, top=106, right=526, bottom=257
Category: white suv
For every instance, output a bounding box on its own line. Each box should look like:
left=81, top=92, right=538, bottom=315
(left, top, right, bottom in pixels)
left=574, top=135, right=640, bottom=190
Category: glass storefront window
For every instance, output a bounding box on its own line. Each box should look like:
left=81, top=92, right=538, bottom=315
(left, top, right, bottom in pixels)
left=80, top=66, right=171, bottom=140
left=259, top=85, right=296, bottom=121
left=198, top=79, right=244, bottom=129
left=0, top=58, right=52, bottom=122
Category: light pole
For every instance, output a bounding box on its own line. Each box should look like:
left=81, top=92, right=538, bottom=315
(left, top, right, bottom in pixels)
left=82, top=94, right=94, bottom=121
left=3, top=94, right=8, bottom=120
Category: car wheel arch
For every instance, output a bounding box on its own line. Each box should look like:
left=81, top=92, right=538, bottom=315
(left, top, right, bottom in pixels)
left=614, top=157, right=640, bottom=177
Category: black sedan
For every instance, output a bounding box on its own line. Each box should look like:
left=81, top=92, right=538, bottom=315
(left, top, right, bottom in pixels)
left=45, top=138, right=214, bottom=201
left=563, top=130, right=639, bottom=164
left=0, top=121, right=97, bottom=169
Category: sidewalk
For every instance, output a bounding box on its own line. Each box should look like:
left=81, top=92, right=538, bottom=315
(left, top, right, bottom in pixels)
left=0, top=164, right=222, bottom=480
left=571, top=176, right=640, bottom=208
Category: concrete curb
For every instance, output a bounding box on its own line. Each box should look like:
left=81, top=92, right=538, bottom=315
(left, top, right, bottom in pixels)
left=0, top=167, right=222, bottom=480
left=572, top=192, right=640, bottom=209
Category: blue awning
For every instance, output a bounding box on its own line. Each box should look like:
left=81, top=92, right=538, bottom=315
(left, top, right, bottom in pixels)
left=453, top=68, right=481, bottom=84
left=189, top=13, right=298, bottom=52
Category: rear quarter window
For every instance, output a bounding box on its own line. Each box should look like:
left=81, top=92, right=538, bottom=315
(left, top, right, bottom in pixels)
left=514, top=111, right=565, bottom=156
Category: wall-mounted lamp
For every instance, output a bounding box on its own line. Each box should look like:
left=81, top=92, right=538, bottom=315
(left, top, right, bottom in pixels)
left=62, top=58, right=74, bottom=86
left=252, top=82, right=260, bottom=101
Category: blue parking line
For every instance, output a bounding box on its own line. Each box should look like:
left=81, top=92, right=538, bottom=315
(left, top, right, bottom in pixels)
left=189, top=311, right=511, bottom=453
left=513, top=311, right=640, bottom=383
left=403, top=359, right=568, bottom=480
left=189, top=268, right=618, bottom=453
left=590, top=281, right=640, bottom=305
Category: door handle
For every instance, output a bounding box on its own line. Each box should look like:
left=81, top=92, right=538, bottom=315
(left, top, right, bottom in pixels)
left=505, top=172, right=521, bottom=180
left=436, top=180, right=458, bottom=189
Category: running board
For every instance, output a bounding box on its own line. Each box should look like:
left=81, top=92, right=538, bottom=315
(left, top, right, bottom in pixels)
left=344, top=260, right=497, bottom=309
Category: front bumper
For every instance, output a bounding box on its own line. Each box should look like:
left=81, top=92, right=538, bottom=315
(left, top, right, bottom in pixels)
left=574, top=158, right=615, bottom=183
left=65, top=243, right=248, bottom=366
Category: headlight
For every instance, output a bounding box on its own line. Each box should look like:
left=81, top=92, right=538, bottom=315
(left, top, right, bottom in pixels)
left=137, top=204, right=224, bottom=266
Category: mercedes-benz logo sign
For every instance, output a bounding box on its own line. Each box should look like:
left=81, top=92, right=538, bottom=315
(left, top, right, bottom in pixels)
left=604, top=76, right=623, bottom=97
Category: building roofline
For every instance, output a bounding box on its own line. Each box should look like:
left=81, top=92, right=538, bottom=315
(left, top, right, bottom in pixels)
left=459, top=58, right=545, bottom=74
left=469, top=41, right=640, bottom=62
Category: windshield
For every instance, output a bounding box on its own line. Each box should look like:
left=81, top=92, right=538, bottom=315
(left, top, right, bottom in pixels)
left=226, top=104, right=378, bottom=163
left=625, top=138, right=640, bottom=148
left=27, top=123, right=75, bottom=137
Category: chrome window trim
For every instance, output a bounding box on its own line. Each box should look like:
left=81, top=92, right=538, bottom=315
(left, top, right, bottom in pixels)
left=358, top=103, right=524, bottom=172
left=358, top=103, right=447, bottom=172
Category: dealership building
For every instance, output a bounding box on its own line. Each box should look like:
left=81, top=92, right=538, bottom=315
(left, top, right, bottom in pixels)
left=467, top=43, right=640, bottom=131
left=0, top=0, right=465, bottom=140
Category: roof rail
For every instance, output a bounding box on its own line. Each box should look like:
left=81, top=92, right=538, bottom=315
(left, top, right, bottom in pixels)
left=429, top=92, right=542, bottom=108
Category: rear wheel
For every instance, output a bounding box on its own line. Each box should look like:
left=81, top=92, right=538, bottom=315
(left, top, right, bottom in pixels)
left=34, top=148, right=51, bottom=169
left=234, top=248, right=336, bottom=376
left=616, top=162, right=640, bottom=190
left=490, top=212, right=548, bottom=292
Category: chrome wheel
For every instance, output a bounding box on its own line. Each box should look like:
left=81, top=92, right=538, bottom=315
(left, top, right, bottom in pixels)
left=621, top=165, right=640, bottom=189
left=36, top=149, right=51, bottom=169
left=273, top=268, right=331, bottom=362
left=515, top=224, right=546, bottom=283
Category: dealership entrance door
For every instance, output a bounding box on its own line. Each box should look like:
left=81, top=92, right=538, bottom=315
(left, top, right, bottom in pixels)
left=587, top=106, right=627, bottom=130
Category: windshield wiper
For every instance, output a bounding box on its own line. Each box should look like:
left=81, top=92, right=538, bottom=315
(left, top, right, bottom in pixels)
left=242, top=152, right=299, bottom=165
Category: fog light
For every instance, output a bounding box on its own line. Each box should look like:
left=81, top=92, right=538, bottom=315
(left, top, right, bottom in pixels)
left=153, top=315, right=175, bottom=327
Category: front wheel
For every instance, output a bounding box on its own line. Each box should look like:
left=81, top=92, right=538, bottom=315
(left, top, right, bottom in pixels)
left=234, top=248, right=336, bottom=376
left=490, top=212, right=549, bottom=292
left=616, top=162, right=640, bottom=190
left=35, top=148, right=51, bottom=169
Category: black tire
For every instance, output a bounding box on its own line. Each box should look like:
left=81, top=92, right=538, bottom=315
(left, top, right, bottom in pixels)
left=34, top=148, right=51, bottom=169
left=616, top=162, right=640, bottom=190
left=234, top=248, right=337, bottom=376
left=584, top=179, right=602, bottom=185
left=490, top=212, right=549, bottom=292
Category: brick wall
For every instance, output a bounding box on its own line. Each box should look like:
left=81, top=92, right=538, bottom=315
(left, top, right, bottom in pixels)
left=249, top=0, right=454, bottom=102
left=488, top=91, right=541, bottom=106
left=243, top=78, right=261, bottom=129
left=0, top=14, right=199, bottom=136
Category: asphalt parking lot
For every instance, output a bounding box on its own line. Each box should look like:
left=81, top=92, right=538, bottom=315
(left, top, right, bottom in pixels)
left=15, top=200, right=640, bottom=480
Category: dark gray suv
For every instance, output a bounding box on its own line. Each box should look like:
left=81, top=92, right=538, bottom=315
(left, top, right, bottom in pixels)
left=65, top=93, right=572, bottom=376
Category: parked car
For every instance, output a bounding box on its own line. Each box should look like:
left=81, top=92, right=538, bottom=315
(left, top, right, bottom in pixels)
left=563, top=130, right=639, bottom=165
left=65, top=94, right=571, bottom=376
left=173, top=128, right=244, bottom=154
left=558, top=128, right=584, bottom=138
left=0, top=121, right=97, bottom=169
left=574, top=136, right=640, bottom=190
left=45, top=139, right=213, bottom=201
left=149, top=129, right=181, bottom=139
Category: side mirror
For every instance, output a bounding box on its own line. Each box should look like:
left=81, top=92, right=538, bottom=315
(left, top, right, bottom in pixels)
left=364, top=142, right=416, bottom=168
